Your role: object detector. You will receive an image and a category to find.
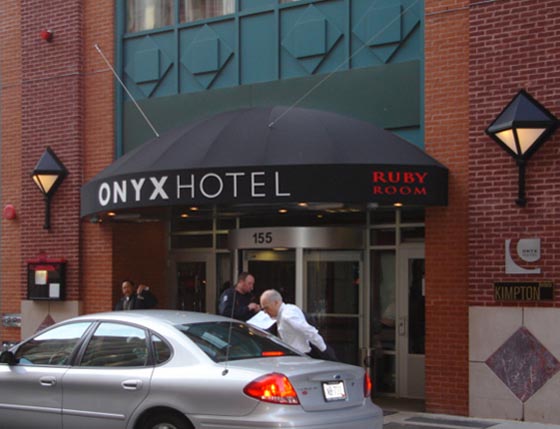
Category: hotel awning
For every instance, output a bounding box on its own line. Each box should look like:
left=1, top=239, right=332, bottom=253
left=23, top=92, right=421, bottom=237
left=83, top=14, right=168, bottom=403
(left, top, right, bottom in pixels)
left=80, top=106, right=448, bottom=217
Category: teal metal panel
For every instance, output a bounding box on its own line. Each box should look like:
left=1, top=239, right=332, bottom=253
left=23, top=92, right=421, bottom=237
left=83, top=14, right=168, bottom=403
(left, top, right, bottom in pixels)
left=118, top=0, right=425, bottom=156
left=392, top=128, right=422, bottom=147
left=240, top=0, right=276, bottom=13
left=179, top=20, right=236, bottom=93
left=240, top=12, right=277, bottom=84
left=253, top=61, right=420, bottom=129
left=189, top=38, right=219, bottom=74
left=123, top=62, right=421, bottom=153
left=280, top=0, right=347, bottom=79
left=293, top=18, right=327, bottom=58
left=418, top=0, right=425, bottom=153
left=119, top=0, right=423, bottom=95
left=351, top=0, right=421, bottom=67
left=122, top=84, right=253, bottom=154
left=116, top=0, right=126, bottom=157
left=134, top=49, right=161, bottom=83
left=123, top=31, right=176, bottom=99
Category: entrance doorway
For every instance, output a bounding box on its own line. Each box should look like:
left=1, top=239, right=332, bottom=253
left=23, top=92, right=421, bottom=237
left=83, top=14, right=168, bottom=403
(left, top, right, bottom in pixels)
left=242, top=248, right=362, bottom=365
left=244, top=250, right=296, bottom=305
left=371, top=244, right=425, bottom=399
left=397, top=245, right=425, bottom=399
left=170, top=252, right=214, bottom=312
left=169, top=225, right=425, bottom=400
left=304, top=251, right=362, bottom=365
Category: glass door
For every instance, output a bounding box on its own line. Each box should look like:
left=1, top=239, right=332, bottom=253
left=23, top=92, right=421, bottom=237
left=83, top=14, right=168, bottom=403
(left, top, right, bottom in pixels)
left=397, top=245, right=425, bottom=399
left=369, top=244, right=425, bottom=399
left=370, top=250, right=397, bottom=395
left=304, top=251, right=362, bottom=365
left=170, top=252, right=214, bottom=312
left=244, top=250, right=296, bottom=305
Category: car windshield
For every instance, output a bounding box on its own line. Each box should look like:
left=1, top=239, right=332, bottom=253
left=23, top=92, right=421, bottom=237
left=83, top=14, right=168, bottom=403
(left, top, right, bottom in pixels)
left=178, top=322, right=300, bottom=362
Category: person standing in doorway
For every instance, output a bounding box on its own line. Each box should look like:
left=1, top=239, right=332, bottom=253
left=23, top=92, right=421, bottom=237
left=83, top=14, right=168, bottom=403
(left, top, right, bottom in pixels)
left=218, top=272, right=260, bottom=321
left=115, top=279, right=157, bottom=310
left=260, top=289, right=336, bottom=360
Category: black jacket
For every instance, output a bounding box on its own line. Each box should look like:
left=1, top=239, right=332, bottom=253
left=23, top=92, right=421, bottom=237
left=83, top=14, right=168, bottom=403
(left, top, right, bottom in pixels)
left=218, top=288, right=256, bottom=321
left=115, top=290, right=157, bottom=311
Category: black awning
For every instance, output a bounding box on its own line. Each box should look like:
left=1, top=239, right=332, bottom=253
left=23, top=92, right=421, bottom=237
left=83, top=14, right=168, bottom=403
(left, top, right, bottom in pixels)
left=81, top=106, right=448, bottom=217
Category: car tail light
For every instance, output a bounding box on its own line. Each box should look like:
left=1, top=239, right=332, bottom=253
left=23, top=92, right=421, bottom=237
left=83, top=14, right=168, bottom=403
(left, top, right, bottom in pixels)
left=364, top=372, right=372, bottom=397
left=243, top=373, right=300, bottom=405
left=261, top=351, right=285, bottom=357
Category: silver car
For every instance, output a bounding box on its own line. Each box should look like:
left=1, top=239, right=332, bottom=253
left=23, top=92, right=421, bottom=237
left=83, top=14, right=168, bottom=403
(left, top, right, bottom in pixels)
left=0, top=310, right=383, bottom=429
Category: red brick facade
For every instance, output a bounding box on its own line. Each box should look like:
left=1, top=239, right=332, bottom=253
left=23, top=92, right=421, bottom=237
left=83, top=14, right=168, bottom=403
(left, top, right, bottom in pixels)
left=0, top=1, right=116, bottom=335
left=425, top=0, right=560, bottom=415
left=81, top=0, right=117, bottom=315
left=425, top=0, right=470, bottom=415
left=0, top=0, right=24, bottom=343
left=468, top=0, right=560, bottom=305
left=20, top=1, right=84, bottom=301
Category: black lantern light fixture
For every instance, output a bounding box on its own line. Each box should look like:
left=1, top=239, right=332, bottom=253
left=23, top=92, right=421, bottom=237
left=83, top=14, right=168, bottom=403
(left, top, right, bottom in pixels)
left=31, top=147, right=68, bottom=229
left=486, top=89, right=558, bottom=206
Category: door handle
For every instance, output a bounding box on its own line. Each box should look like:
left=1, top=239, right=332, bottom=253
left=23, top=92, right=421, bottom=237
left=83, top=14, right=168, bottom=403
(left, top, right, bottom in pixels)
left=39, top=376, right=57, bottom=387
left=398, top=318, right=406, bottom=336
left=363, top=354, right=375, bottom=368
left=122, top=379, right=143, bottom=390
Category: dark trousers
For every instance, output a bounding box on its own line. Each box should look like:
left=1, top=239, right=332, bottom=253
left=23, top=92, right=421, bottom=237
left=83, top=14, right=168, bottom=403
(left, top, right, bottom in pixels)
left=308, top=344, right=338, bottom=361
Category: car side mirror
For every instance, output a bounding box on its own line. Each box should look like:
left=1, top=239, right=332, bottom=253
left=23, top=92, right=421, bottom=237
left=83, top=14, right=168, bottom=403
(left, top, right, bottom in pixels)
left=0, top=351, right=18, bottom=365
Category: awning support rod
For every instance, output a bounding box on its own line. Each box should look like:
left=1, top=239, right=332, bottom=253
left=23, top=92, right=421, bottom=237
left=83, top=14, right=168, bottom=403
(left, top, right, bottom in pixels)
left=94, top=43, right=160, bottom=138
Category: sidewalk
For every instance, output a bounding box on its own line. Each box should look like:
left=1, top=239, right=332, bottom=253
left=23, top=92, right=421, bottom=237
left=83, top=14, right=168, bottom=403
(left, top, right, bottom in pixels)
left=383, top=410, right=560, bottom=429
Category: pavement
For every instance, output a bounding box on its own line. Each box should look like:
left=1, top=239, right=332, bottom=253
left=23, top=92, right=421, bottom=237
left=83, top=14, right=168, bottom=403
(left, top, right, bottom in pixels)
left=383, top=410, right=560, bottom=429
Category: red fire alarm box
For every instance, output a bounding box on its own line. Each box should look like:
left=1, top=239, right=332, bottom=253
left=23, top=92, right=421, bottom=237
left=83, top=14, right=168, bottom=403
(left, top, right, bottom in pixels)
left=27, top=257, right=66, bottom=300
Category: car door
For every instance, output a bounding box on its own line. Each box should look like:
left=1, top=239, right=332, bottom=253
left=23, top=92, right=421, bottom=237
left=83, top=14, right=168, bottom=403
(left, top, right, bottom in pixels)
left=62, top=322, right=154, bottom=429
left=0, top=322, right=92, bottom=429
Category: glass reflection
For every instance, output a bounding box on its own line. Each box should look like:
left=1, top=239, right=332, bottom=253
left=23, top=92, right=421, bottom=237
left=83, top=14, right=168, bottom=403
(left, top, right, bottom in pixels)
left=307, top=260, right=359, bottom=314
left=370, top=250, right=396, bottom=394
left=127, top=0, right=173, bottom=33
left=181, top=0, right=235, bottom=22
left=306, top=256, right=360, bottom=365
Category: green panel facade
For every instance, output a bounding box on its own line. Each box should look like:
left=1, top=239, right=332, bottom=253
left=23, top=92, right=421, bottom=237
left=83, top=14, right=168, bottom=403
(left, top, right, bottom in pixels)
left=118, top=0, right=424, bottom=153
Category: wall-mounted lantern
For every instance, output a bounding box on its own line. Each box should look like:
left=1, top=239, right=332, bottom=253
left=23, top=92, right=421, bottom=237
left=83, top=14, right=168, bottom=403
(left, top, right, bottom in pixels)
left=486, top=89, right=558, bottom=206
left=31, top=147, right=68, bottom=229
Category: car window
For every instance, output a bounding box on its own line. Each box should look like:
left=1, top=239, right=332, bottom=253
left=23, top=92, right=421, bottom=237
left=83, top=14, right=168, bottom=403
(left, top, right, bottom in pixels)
left=15, top=322, right=92, bottom=366
left=80, top=322, right=148, bottom=367
left=178, top=322, right=300, bottom=363
left=152, top=333, right=172, bottom=364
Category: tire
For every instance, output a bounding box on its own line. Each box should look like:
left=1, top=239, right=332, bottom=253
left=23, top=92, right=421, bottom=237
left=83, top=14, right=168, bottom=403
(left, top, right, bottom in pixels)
left=140, top=411, right=192, bottom=429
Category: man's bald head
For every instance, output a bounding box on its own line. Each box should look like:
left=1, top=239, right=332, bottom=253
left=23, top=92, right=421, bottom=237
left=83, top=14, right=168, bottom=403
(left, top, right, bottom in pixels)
left=260, top=289, right=283, bottom=318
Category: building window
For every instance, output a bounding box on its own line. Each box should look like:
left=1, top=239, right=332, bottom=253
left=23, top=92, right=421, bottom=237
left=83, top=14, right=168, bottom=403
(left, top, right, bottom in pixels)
left=127, top=0, right=174, bottom=33
left=180, top=0, right=235, bottom=23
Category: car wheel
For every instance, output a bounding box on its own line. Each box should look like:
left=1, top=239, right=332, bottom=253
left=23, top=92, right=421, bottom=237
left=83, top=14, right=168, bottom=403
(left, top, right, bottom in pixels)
left=140, top=412, right=192, bottom=429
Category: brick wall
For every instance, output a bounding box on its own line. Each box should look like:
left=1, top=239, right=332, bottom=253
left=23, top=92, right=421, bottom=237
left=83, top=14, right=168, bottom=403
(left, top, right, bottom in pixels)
left=0, top=1, right=117, bottom=337
left=81, top=0, right=116, bottom=315
left=469, top=0, right=560, bottom=306
left=112, top=222, right=167, bottom=309
left=20, top=1, right=83, bottom=301
left=0, top=0, right=23, bottom=343
left=425, top=0, right=470, bottom=415
left=425, top=0, right=560, bottom=416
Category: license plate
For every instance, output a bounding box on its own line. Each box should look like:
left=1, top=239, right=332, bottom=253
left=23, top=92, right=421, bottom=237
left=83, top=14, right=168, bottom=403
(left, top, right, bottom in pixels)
left=322, top=381, right=347, bottom=401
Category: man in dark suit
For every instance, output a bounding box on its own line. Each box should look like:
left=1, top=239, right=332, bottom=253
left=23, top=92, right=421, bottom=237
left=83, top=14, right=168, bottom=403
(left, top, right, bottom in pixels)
left=115, top=279, right=157, bottom=310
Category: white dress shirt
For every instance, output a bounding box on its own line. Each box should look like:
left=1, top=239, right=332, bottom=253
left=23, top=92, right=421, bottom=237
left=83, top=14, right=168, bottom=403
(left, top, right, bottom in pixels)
left=276, top=303, right=326, bottom=354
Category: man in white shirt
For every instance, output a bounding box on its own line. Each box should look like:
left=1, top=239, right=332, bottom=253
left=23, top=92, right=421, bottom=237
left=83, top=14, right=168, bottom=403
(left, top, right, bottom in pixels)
left=260, top=289, right=327, bottom=356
